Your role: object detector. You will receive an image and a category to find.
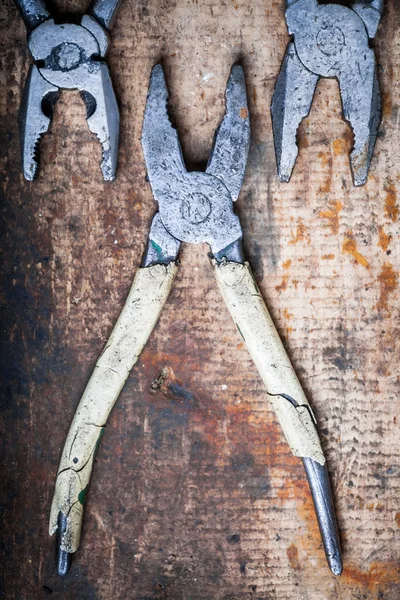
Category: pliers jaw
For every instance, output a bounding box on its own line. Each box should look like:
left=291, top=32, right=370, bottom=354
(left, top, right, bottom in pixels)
left=15, top=1, right=121, bottom=181
left=141, top=64, right=250, bottom=258
left=272, top=0, right=383, bottom=186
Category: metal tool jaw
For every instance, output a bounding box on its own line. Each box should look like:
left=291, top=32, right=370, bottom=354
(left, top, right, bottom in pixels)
left=14, top=0, right=121, bottom=181
left=272, top=0, right=383, bottom=186
left=141, top=64, right=250, bottom=265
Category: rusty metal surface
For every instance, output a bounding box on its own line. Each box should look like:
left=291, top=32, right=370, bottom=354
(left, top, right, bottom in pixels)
left=0, top=0, right=399, bottom=598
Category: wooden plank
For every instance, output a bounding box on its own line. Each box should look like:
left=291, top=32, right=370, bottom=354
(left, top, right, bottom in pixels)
left=0, top=0, right=399, bottom=598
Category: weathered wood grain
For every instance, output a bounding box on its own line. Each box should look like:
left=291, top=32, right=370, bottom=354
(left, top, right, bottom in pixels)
left=0, top=0, right=399, bottom=598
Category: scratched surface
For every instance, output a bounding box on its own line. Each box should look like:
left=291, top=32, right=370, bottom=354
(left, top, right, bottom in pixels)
left=0, top=0, right=399, bottom=598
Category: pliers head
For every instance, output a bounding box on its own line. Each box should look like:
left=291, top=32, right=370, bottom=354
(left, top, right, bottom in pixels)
left=15, top=0, right=121, bottom=181
left=272, top=0, right=384, bottom=186
left=141, top=64, right=250, bottom=258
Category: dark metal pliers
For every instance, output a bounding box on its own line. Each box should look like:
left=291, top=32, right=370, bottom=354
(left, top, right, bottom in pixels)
left=271, top=0, right=383, bottom=186
left=49, top=64, right=342, bottom=577
left=14, top=0, right=122, bottom=180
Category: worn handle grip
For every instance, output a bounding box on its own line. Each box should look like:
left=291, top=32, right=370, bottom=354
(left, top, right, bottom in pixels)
left=213, top=260, right=325, bottom=465
left=49, top=262, right=178, bottom=554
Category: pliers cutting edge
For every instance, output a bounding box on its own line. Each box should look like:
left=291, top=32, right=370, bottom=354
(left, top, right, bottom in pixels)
left=14, top=0, right=122, bottom=181
left=49, top=65, right=342, bottom=577
left=271, top=0, right=383, bottom=186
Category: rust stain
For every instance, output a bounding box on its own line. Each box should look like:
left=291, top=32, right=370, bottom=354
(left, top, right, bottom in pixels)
left=236, top=341, right=244, bottom=350
left=317, top=152, right=332, bottom=193
left=343, top=562, right=400, bottom=590
left=332, top=138, right=346, bottom=156
left=318, top=200, right=343, bottom=235
left=342, top=231, right=370, bottom=268
left=382, top=90, right=393, bottom=119
left=275, top=275, right=288, bottom=293
left=377, top=225, right=391, bottom=252
left=239, top=107, right=248, bottom=119
left=319, top=177, right=331, bottom=194
left=286, top=544, right=301, bottom=571
left=283, top=308, right=293, bottom=320
left=395, top=512, right=400, bottom=528
left=322, top=254, right=335, bottom=260
left=376, top=262, right=398, bottom=313
left=200, top=91, right=205, bottom=100
left=289, top=218, right=310, bottom=246
left=318, top=151, right=330, bottom=168
left=276, top=260, right=291, bottom=292
left=384, top=183, right=398, bottom=222
left=252, top=86, right=257, bottom=105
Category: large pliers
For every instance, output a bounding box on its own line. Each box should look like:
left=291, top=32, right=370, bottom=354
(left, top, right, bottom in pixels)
left=49, top=65, right=342, bottom=576
left=271, top=0, right=383, bottom=186
left=14, top=0, right=122, bottom=181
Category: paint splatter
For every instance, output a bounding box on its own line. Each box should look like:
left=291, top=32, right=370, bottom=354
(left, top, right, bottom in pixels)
left=289, top=218, right=310, bottom=246
left=319, top=200, right=343, bottom=235
left=342, top=231, right=370, bottom=268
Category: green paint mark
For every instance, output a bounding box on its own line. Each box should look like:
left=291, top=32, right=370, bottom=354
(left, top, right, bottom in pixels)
left=78, top=485, right=89, bottom=505
left=94, top=427, right=105, bottom=453
left=236, top=323, right=245, bottom=342
left=150, top=239, right=163, bottom=257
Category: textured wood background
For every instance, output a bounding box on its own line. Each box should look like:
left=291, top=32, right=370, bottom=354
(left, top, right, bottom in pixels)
left=1, top=0, right=400, bottom=598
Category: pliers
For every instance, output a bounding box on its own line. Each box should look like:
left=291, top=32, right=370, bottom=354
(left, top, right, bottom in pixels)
left=14, top=0, right=122, bottom=181
left=49, top=64, right=342, bottom=577
left=271, top=0, right=383, bottom=186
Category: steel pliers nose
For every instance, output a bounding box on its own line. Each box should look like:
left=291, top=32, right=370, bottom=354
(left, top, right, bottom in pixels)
left=49, top=64, right=342, bottom=577
left=14, top=0, right=122, bottom=181
left=271, top=0, right=383, bottom=186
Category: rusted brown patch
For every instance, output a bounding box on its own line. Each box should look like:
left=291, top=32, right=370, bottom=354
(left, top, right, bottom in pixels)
left=377, top=225, right=391, bottom=252
left=343, top=562, right=400, bottom=590
left=275, top=261, right=291, bottom=292
left=286, top=544, right=301, bottom=571
left=342, top=231, right=370, bottom=268
left=239, top=107, right=248, bottom=119
left=322, top=254, right=335, bottom=260
left=283, top=308, right=293, bottom=320
left=376, top=262, right=398, bottom=313
left=384, top=182, right=399, bottom=222
left=318, top=200, right=343, bottom=235
left=332, top=138, right=346, bottom=156
left=382, top=90, right=393, bottom=119
left=395, top=512, right=400, bottom=528
left=289, top=218, right=310, bottom=246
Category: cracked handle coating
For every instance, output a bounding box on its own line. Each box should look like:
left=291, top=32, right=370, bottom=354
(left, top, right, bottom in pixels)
left=213, top=260, right=325, bottom=465
left=49, top=263, right=178, bottom=554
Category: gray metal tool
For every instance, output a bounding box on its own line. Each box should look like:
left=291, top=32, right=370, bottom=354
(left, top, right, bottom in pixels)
left=14, top=0, right=122, bottom=181
left=50, top=65, right=342, bottom=576
left=271, top=0, right=383, bottom=186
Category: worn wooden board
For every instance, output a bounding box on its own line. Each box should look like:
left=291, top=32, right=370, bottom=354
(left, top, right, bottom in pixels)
left=1, top=0, right=400, bottom=598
